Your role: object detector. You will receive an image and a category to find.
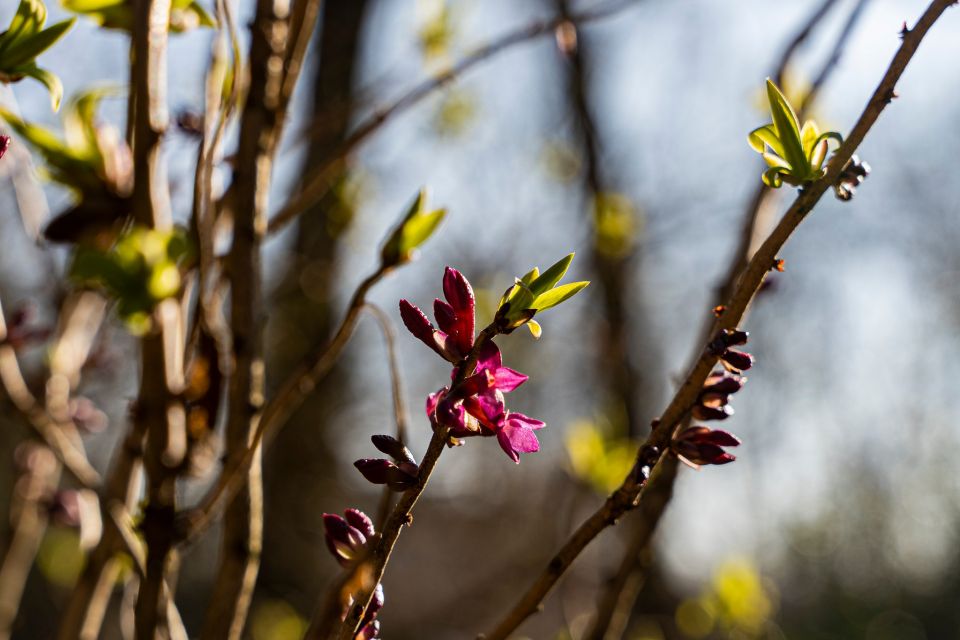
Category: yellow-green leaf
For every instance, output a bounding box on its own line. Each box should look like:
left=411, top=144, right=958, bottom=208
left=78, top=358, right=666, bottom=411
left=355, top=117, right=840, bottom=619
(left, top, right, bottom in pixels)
left=528, top=252, right=574, bottom=296
left=532, top=280, right=589, bottom=311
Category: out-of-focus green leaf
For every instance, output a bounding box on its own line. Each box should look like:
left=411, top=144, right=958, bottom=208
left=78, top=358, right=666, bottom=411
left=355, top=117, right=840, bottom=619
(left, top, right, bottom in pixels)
left=62, top=0, right=215, bottom=32
left=0, top=0, right=47, bottom=51
left=0, top=17, right=73, bottom=69
left=0, top=1, right=73, bottom=111
left=380, top=188, right=446, bottom=266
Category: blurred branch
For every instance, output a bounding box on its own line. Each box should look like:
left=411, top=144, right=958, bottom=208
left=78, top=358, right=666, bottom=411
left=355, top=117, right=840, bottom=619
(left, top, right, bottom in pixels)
left=129, top=2, right=186, bottom=639
left=479, top=2, right=956, bottom=636
left=801, top=0, right=872, bottom=115
left=181, top=265, right=391, bottom=543
left=554, top=0, right=649, bottom=439
left=0, top=447, right=60, bottom=640
left=587, top=3, right=874, bottom=635
left=266, top=0, right=641, bottom=236
left=199, top=0, right=318, bottom=633
left=363, top=302, right=410, bottom=528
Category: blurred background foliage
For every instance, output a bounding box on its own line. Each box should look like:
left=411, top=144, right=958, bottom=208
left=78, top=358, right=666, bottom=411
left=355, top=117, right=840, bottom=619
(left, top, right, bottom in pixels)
left=1, top=0, right=960, bottom=638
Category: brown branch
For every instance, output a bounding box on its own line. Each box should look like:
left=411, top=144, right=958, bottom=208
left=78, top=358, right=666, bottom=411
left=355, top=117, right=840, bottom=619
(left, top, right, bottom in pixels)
left=181, top=265, right=390, bottom=544
left=129, top=1, right=186, bottom=638
left=363, top=303, right=411, bottom=528
left=266, top=0, right=641, bottom=236
left=0, top=446, right=60, bottom=640
left=198, top=0, right=291, bottom=635
left=322, top=325, right=500, bottom=639
left=479, top=2, right=956, bottom=636
left=585, top=3, right=877, bottom=635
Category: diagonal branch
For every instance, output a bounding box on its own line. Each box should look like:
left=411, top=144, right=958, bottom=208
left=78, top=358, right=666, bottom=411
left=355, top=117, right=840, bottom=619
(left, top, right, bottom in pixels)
left=266, top=0, right=641, bottom=236
left=479, top=2, right=957, bottom=637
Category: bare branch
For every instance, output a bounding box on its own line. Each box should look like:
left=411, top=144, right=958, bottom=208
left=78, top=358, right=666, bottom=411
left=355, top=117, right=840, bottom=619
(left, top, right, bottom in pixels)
left=479, top=3, right=957, bottom=636
left=266, top=0, right=641, bottom=236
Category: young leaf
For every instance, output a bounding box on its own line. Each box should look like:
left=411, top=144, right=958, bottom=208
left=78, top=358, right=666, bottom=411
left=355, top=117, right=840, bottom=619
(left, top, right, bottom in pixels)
left=528, top=253, right=574, bottom=296
left=531, top=281, right=589, bottom=311
left=0, top=17, right=74, bottom=69
left=380, top=188, right=446, bottom=265
left=765, top=79, right=807, bottom=176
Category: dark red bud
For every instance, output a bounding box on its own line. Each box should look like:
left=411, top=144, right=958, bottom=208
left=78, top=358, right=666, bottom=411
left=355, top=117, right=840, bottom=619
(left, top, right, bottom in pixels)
left=371, top=435, right=416, bottom=466
left=702, top=373, right=744, bottom=395
left=442, top=267, right=474, bottom=315
left=399, top=299, right=435, bottom=344
left=354, top=459, right=417, bottom=491
left=323, top=513, right=367, bottom=565
left=344, top=508, right=375, bottom=539
left=0, top=135, right=9, bottom=160
left=720, top=349, right=754, bottom=371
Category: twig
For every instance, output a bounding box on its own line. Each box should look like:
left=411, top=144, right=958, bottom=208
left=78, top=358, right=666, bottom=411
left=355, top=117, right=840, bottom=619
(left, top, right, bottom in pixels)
left=197, top=0, right=310, bottom=633
left=801, top=0, right=873, bottom=115
left=479, top=3, right=956, bottom=636
left=266, top=0, right=641, bottom=236
left=129, top=1, right=187, bottom=638
left=181, top=265, right=390, bottom=543
left=363, top=303, right=410, bottom=528
left=773, top=0, right=842, bottom=88
left=326, top=325, right=500, bottom=639
left=587, top=5, right=876, bottom=636
left=0, top=446, right=60, bottom=640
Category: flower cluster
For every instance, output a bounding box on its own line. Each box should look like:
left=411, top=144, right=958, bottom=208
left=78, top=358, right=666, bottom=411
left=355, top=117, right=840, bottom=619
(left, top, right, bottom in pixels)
left=322, top=509, right=384, bottom=640
left=400, top=267, right=545, bottom=463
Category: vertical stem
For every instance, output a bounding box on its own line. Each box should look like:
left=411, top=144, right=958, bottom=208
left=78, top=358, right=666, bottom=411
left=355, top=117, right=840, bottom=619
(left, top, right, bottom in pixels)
left=199, top=0, right=309, bottom=635
left=129, top=1, right=184, bottom=638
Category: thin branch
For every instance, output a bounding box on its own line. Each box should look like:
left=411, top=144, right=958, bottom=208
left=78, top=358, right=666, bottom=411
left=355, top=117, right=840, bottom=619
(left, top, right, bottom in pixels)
left=363, top=303, right=410, bottom=528
left=129, top=1, right=186, bottom=638
left=0, top=447, right=60, bottom=640
left=266, top=0, right=641, bottom=236
left=198, top=0, right=301, bottom=633
left=324, top=325, right=500, bottom=639
left=773, top=0, right=842, bottom=87
left=801, top=0, right=873, bottom=115
left=479, top=3, right=956, bottom=636
left=181, top=266, right=391, bottom=543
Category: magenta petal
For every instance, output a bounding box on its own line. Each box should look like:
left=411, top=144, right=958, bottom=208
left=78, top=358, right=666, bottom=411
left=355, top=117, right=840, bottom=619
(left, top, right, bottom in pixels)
left=496, top=431, right=521, bottom=463
left=506, top=412, right=545, bottom=431
left=425, top=389, right=445, bottom=420
left=474, top=391, right=505, bottom=424
left=475, top=340, right=502, bottom=373
left=493, top=367, right=528, bottom=392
